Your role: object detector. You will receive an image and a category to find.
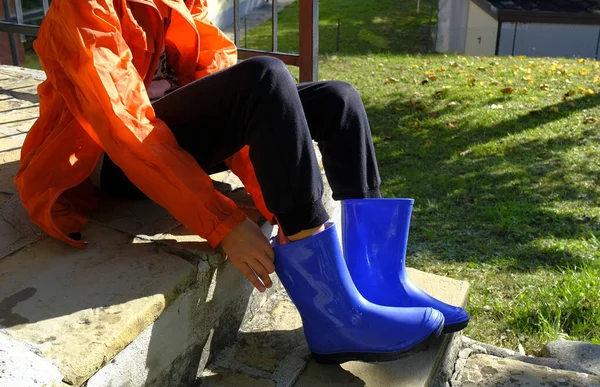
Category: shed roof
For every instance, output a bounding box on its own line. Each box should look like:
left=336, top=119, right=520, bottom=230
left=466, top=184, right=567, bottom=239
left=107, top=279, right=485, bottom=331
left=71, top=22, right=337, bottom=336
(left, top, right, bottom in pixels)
left=472, top=0, right=600, bottom=24
left=486, top=0, right=598, bottom=13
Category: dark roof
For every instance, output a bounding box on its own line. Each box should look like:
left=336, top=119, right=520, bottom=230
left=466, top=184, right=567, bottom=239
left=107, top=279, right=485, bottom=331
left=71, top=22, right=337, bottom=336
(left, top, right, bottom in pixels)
left=472, top=0, right=600, bottom=24
left=486, top=0, right=599, bottom=13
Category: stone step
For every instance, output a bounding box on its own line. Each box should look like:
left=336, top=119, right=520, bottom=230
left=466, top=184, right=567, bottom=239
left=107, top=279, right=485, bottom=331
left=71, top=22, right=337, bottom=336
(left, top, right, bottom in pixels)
left=197, top=268, right=470, bottom=387
left=0, top=64, right=344, bottom=387
left=0, top=65, right=276, bottom=387
left=460, top=354, right=600, bottom=386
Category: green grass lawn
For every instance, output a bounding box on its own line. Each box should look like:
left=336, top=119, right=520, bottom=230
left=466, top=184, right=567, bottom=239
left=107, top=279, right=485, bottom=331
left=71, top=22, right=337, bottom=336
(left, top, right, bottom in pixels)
left=248, top=0, right=600, bottom=354
left=243, top=0, right=437, bottom=55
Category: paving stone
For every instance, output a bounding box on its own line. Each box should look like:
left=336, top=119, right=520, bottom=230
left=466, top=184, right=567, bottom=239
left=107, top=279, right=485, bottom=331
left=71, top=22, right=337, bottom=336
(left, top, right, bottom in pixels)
left=0, top=331, right=67, bottom=387
left=0, top=222, right=197, bottom=386
left=0, top=195, right=43, bottom=261
left=543, top=339, right=600, bottom=376
left=90, top=197, right=181, bottom=239
left=234, top=298, right=305, bottom=372
left=461, top=354, right=600, bottom=387
left=200, top=368, right=276, bottom=387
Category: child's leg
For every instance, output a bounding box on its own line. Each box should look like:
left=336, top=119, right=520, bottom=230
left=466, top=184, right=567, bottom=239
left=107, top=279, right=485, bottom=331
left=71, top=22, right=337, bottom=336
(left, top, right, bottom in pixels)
left=102, top=56, right=329, bottom=237
left=297, top=81, right=382, bottom=200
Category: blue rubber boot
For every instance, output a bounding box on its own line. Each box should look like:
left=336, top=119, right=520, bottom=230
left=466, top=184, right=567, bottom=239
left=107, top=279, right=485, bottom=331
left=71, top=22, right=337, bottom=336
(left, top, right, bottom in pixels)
left=273, top=223, right=444, bottom=364
left=342, top=199, right=469, bottom=334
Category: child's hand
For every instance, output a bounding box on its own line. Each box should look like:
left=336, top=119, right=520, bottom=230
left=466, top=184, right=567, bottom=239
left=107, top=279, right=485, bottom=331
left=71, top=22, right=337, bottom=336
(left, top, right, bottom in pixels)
left=220, top=218, right=275, bottom=292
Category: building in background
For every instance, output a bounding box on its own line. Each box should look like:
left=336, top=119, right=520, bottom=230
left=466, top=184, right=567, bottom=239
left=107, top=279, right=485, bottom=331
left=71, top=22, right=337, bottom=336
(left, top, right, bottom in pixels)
left=436, top=0, right=600, bottom=59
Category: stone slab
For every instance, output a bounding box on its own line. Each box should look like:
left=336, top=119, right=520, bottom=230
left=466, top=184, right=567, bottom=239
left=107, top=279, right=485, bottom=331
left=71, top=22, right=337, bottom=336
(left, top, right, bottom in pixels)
left=0, top=222, right=197, bottom=386
left=461, top=354, right=600, bottom=386
left=90, top=197, right=182, bottom=240
left=294, top=269, right=470, bottom=387
left=0, top=331, right=67, bottom=387
left=543, top=339, right=600, bottom=376
left=201, top=368, right=276, bottom=387
left=0, top=195, right=44, bottom=261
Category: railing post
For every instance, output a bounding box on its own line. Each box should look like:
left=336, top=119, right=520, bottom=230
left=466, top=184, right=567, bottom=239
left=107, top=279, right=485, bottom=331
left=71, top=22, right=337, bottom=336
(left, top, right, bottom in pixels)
left=233, top=0, right=240, bottom=48
left=271, top=0, right=278, bottom=52
left=298, top=0, right=318, bottom=82
left=2, top=0, right=20, bottom=66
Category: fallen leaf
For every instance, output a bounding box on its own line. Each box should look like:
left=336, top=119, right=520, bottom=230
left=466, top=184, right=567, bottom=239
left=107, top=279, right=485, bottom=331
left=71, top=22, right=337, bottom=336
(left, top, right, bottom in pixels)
left=579, top=58, right=585, bottom=63
left=459, top=149, right=473, bottom=156
left=429, top=112, right=440, bottom=119
left=436, top=67, right=447, bottom=72
left=385, top=77, right=399, bottom=83
left=540, top=83, right=550, bottom=90
left=490, top=80, right=500, bottom=86
left=564, top=89, right=576, bottom=97
left=501, top=87, right=514, bottom=94
left=588, top=89, right=595, bottom=95
left=448, top=101, right=459, bottom=107
left=584, top=117, right=598, bottom=124
left=551, top=107, right=559, bottom=113
left=580, top=69, right=589, bottom=76
left=467, top=78, right=476, bottom=87
left=446, top=121, right=458, bottom=128
left=424, top=139, right=431, bottom=148
left=450, top=61, right=459, bottom=67
left=491, top=104, right=504, bottom=109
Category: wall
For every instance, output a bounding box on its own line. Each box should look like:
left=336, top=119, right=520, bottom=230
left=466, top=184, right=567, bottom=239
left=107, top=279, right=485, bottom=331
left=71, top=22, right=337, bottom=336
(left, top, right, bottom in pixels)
left=207, top=0, right=265, bottom=30
left=464, top=0, right=498, bottom=56
left=498, top=22, right=600, bottom=59
left=436, top=0, right=470, bottom=53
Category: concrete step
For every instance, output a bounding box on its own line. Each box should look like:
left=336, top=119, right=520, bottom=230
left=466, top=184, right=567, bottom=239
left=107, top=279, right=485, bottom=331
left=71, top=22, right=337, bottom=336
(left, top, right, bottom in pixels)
left=0, top=64, right=343, bottom=387
left=0, top=65, right=276, bottom=387
left=197, top=268, right=470, bottom=387
left=460, top=354, right=600, bottom=386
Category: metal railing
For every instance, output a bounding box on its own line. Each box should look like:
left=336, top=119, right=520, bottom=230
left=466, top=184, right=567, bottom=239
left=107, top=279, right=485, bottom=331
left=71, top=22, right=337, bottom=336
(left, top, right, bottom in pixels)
left=0, top=0, right=318, bottom=81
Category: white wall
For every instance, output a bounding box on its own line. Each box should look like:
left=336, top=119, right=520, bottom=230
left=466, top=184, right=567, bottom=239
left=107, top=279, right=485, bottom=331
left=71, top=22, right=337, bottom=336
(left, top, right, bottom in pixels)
left=464, top=0, right=498, bottom=56
left=436, top=0, right=469, bottom=53
left=498, top=22, right=600, bottom=59
left=207, top=0, right=265, bottom=29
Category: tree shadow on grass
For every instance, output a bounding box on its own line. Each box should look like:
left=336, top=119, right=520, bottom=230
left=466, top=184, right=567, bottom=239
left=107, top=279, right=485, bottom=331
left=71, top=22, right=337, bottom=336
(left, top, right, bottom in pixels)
left=364, top=92, right=600, bottom=271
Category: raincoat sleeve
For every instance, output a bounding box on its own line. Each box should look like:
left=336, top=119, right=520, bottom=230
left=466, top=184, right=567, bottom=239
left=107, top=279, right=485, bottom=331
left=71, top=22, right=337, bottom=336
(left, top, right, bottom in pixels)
left=224, top=147, right=277, bottom=225
left=37, top=0, right=246, bottom=247
left=190, top=1, right=277, bottom=225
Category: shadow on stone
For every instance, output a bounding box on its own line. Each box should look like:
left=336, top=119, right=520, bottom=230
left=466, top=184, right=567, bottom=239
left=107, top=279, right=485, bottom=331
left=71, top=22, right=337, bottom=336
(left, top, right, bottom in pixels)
left=294, top=361, right=366, bottom=387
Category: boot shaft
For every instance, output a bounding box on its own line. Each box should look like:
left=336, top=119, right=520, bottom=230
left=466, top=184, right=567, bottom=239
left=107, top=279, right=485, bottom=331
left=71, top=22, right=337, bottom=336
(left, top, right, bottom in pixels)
left=342, top=199, right=414, bottom=300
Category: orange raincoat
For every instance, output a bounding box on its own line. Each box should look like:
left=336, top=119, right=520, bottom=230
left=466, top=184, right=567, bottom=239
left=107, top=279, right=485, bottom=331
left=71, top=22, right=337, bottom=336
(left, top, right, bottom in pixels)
left=15, top=0, right=275, bottom=248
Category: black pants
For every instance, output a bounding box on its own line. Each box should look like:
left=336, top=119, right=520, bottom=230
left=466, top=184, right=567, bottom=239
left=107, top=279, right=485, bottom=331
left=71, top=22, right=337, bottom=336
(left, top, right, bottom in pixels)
left=102, top=56, right=381, bottom=236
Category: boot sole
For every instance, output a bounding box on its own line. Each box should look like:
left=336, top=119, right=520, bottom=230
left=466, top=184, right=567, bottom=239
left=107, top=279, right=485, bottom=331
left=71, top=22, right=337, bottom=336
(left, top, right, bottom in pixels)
left=311, top=322, right=444, bottom=364
left=442, top=319, right=470, bottom=334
